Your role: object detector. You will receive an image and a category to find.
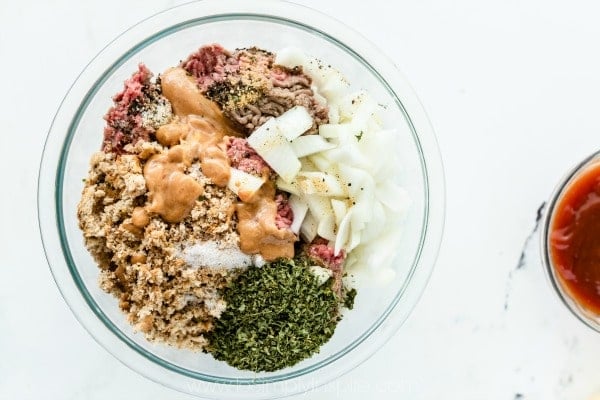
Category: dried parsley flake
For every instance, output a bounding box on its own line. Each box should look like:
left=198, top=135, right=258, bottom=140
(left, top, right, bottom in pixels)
left=206, top=258, right=341, bottom=372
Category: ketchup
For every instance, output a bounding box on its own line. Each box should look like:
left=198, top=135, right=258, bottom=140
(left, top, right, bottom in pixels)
left=550, top=162, right=600, bottom=315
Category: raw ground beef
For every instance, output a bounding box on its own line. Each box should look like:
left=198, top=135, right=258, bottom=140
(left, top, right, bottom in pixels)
left=307, top=237, right=345, bottom=270
left=275, top=193, right=293, bottom=230
left=226, top=137, right=271, bottom=176
left=181, top=46, right=328, bottom=134
left=179, top=44, right=239, bottom=92
left=102, top=64, right=172, bottom=154
left=306, top=237, right=346, bottom=295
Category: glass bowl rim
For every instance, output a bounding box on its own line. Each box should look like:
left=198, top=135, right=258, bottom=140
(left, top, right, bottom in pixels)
left=38, top=0, right=446, bottom=397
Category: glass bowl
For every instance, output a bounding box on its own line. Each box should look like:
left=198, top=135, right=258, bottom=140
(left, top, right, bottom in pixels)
left=541, top=151, right=600, bottom=332
left=38, top=1, right=445, bottom=398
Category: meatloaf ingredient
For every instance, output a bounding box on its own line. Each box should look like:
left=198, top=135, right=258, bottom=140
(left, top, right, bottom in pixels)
left=156, top=66, right=296, bottom=259
left=182, top=45, right=328, bottom=133
left=179, top=44, right=238, bottom=92
left=206, top=258, right=340, bottom=372
left=226, top=137, right=271, bottom=176
left=236, top=181, right=296, bottom=261
left=144, top=144, right=204, bottom=223
left=103, top=64, right=173, bottom=154
left=159, top=67, right=239, bottom=136
left=306, top=237, right=346, bottom=295
left=77, top=141, right=240, bottom=349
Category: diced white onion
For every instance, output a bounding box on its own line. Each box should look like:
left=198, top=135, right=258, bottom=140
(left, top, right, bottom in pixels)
left=307, top=153, right=333, bottom=171
left=288, top=195, right=308, bottom=234
left=275, top=176, right=300, bottom=196
left=291, top=135, right=335, bottom=158
left=274, top=47, right=307, bottom=68
left=359, top=200, right=386, bottom=244
left=276, top=106, right=313, bottom=141
left=300, top=211, right=318, bottom=243
left=309, top=265, right=333, bottom=285
left=376, top=180, right=411, bottom=213
left=296, top=171, right=347, bottom=197
left=334, top=209, right=352, bottom=255
left=306, top=195, right=334, bottom=221
left=260, top=143, right=300, bottom=183
left=247, top=118, right=300, bottom=183
left=227, top=168, right=265, bottom=202
left=330, top=198, right=348, bottom=226
left=317, top=214, right=336, bottom=242
left=272, top=48, right=412, bottom=278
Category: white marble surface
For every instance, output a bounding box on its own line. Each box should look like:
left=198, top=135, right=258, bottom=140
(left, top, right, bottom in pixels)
left=3, top=0, right=600, bottom=399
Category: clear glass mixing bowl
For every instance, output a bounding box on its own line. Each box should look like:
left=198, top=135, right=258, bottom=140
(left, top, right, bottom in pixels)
left=38, top=1, right=445, bottom=398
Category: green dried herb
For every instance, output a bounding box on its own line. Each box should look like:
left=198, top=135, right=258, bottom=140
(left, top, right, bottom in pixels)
left=206, top=258, right=341, bottom=372
left=344, top=288, right=357, bottom=310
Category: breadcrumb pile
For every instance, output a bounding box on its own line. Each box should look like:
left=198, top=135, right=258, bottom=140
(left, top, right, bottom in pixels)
left=78, top=141, right=240, bottom=349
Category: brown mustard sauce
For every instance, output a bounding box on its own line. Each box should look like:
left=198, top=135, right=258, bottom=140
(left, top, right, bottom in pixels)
left=142, top=67, right=296, bottom=259
left=236, top=181, right=296, bottom=260
left=131, top=207, right=150, bottom=228
left=144, top=145, right=204, bottom=223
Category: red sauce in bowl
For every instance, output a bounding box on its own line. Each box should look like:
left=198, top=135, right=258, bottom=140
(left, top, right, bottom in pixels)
left=550, top=162, right=600, bottom=315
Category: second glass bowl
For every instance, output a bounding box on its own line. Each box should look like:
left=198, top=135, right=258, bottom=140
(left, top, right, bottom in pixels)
left=542, top=151, right=600, bottom=332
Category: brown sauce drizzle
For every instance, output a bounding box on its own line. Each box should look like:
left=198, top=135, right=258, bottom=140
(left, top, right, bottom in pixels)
left=144, top=145, right=204, bottom=223
left=236, top=181, right=296, bottom=260
left=141, top=67, right=296, bottom=259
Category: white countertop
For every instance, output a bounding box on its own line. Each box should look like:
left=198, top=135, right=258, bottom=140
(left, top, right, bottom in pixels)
left=3, top=0, right=600, bottom=399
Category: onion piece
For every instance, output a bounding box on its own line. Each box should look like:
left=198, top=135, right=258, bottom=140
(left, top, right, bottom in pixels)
left=275, top=176, right=300, bottom=196
left=306, top=195, right=334, bottom=221
left=318, top=123, right=351, bottom=139
left=328, top=104, right=340, bottom=124
left=291, top=135, right=335, bottom=158
left=288, top=195, right=308, bottom=234
left=360, top=200, right=386, bottom=244
left=330, top=198, right=348, bottom=226
left=300, top=211, right=318, bottom=243
left=376, top=180, right=411, bottom=213
left=296, top=171, right=347, bottom=197
left=337, top=163, right=372, bottom=194
left=227, top=168, right=265, bottom=202
left=276, top=106, right=313, bottom=141
left=309, top=265, right=333, bottom=285
left=247, top=118, right=300, bottom=183
left=274, top=47, right=307, bottom=69
left=317, top=214, right=336, bottom=242
left=334, top=209, right=352, bottom=255
left=347, top=222, right=362, bottom=252
left=307, top=153, right=333, bottom=171
left=358, top=129, right=397, bottom=175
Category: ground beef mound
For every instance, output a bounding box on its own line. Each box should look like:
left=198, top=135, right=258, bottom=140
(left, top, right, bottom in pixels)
left=226, top=137, right=271, bottom=176
left=180, top=44, right=239, bottom=92
left=102, top=64, right=173, bottom=154
left=181, top=46, right=328, bottom=134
